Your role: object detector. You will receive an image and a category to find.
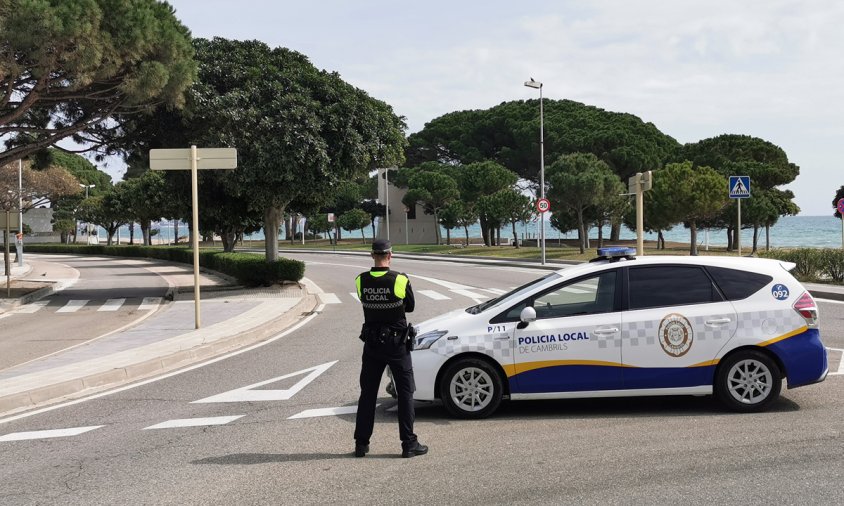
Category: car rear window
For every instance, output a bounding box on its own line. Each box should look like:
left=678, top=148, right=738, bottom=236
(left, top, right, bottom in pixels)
left=628, top=266, right=720, bottom=310
left=705, top=266, right=773, bottom=301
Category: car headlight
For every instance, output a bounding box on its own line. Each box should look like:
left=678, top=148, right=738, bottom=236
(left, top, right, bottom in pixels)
left=414, top=330, right=448, bottom=350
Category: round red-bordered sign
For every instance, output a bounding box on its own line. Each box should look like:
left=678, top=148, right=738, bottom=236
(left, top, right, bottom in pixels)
left=837, top=198, right=844, bottom=215
left=536, top=198, right=550, bottom=213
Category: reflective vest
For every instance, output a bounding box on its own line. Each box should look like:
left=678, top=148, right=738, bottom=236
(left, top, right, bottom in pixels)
left=356, top=269, right=409, bottom=325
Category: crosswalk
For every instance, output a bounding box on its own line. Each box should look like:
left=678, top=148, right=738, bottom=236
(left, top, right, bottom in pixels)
left=9, top=297, right=164, bottom=315
left=320, top=282, right=599, bottom=306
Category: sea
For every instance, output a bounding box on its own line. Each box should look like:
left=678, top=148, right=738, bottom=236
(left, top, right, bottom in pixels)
left=101, top=215, right=844, bottom=249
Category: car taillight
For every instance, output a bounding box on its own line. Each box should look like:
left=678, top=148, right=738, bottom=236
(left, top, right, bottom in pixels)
left=793, top=292, right=819, bottom=328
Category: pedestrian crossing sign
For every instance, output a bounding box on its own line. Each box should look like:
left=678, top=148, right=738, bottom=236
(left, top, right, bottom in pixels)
left=729, top=176, right=751, bottom=199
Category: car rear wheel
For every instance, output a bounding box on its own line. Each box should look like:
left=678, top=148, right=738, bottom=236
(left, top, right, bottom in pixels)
left=440, top=358, right=503, bottom=419
left=715, top=350, right=782, bottom=412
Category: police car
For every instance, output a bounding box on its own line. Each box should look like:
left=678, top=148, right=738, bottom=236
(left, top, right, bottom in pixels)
left=403, top=248, right=827, bottom=419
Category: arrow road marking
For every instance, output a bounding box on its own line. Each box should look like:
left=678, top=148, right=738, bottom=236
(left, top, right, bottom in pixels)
left=288, top=405, right=369, bottom=419
left=418, top=290, right=450, bottom=300
left=191, top=361, right=338, bottom=403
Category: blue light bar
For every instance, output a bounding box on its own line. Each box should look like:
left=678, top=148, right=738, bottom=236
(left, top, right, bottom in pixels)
left=597, top=247, right=637, bottom=258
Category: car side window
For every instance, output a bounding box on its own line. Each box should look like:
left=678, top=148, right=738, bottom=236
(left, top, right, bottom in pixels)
left=706, top=266, right=773, bottom=300
left=531, top=271, right=617, bottom=319
left=628, top=266, right=721, bottom=310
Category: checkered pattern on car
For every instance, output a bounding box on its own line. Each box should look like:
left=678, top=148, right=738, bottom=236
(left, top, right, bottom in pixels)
left=430, top=332, right=513, bottom=360
left=733, top=309, right=804, bottom=337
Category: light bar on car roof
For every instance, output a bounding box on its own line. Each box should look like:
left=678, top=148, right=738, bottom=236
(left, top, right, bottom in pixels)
left=593, top=247, right=637, bottom=262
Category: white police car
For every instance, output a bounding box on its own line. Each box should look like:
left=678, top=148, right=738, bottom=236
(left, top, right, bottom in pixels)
left=405, top=248, right=827, bottom=418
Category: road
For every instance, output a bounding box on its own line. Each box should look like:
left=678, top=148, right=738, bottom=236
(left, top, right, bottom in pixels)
left=0, top=255, right=169, bottom=370
left=0, top=252, right=841, bottom=505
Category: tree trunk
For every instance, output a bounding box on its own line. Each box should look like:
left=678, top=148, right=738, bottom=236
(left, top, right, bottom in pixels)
left=446, top=228, right=451, bottom=245
left=479, top=216, right=489, bottom=246
left=464, top=225, right=470, bottom=246
left=610, top=221, right=621, bottom=241
left=765, top=223, right=771, bottom=251
left=689, top=221, right=698, bottom=256
left=657, top=230, right=665, bottom=250
left=221, top=230, right=236, bottom=252
left=597, top=219, right=604, bottom=248
left=360, top=228, right=366, bottom=244
left=726, top=225, right=733, bottom=251
left=370, top=219, right=376, bottom=241
left=434, top=211, right=441, bottom=245
left=496, top=226, right=500, bottom=247
left=140, top=221, right=151, bottom=246
left=129, top=223, right=135, bottom=245
left=264, top=206, right=282, bottom=261
left=60, top=231, right=68, bottom=244
left=577, top=207, right=586, bottom=254
left=512, top=220, right=519, bottom=248
left=732, top=225, right=739, bottom=252
left=174, top=221, right=179, bottom=245
left=284, top=216, right=292, bottom=242
left=752, top=224, right=759, bottom=254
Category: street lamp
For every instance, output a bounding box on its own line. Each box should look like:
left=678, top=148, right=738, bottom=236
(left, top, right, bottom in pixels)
left=79, top=183, right=95, bottom=244
left=524, top=78, right=546, bottom=265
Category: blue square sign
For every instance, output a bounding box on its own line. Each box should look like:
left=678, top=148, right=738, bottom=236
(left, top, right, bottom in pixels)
left=729, top=176, right=751, bottom=199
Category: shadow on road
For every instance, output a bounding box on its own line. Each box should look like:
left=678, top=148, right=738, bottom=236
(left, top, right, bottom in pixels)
left=191, top=452, right=398, bottom=465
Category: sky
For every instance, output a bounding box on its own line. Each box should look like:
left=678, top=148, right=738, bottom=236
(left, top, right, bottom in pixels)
left=127, top=0, right=844, bottom=216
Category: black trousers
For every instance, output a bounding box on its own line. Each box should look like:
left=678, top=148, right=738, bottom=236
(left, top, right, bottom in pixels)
left=354, top=340, right=417, bottom=448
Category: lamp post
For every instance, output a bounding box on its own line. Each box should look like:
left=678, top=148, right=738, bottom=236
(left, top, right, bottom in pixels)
left=79, top=183, right=95, bottom=244
left=524, top=78, right=546, bottom=265
left=17, top=159, right=22, bottom=266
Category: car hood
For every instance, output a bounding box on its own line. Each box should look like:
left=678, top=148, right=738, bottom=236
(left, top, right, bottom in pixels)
left=414, top=308, right=475, bottom=334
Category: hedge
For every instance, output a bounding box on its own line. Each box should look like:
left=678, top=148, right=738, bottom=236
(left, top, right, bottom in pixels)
left=24, top=244, right=305, bottom=285
left=759, top=248, right=844, bottom=283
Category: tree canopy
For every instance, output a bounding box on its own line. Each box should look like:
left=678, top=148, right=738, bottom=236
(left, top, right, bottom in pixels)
left=0, top=0, right=196, bottom=166
left=406, top=99, right=679, bottom=184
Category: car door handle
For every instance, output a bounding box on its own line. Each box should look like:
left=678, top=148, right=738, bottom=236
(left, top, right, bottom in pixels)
left=494, top=336, right=510, bottom=340
left=593, top=328, right=619, bottom=335
left=706, top=318, right=731, bottom=325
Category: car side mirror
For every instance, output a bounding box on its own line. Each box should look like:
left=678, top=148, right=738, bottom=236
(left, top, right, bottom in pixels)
left=517, top=306, right=537, bottom=329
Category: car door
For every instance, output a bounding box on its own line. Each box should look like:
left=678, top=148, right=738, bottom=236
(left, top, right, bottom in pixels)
left=621, top=265, right=738, bottom=389
left=506, top=269, right=624, bottom=394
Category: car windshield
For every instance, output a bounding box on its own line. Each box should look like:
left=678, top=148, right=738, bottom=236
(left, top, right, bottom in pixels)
left=465, top=272, right=561, bottom=314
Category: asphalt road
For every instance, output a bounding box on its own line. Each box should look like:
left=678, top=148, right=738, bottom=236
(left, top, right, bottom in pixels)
left=0, top=252, right=841, bottom=505
left=0, top=256, right=170, bottom=370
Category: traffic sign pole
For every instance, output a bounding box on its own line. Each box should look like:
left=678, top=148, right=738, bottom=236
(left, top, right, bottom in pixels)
left=191, top=145, right=201, bottom=329
left=737, top=199, right=741, bottom=256
left=729, top=176, right=751, bottom=257
left=839, top=198, right=844, bottom=249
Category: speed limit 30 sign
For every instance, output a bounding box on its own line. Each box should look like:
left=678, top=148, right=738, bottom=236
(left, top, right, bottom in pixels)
left=536, top=198, right=550, bottom=213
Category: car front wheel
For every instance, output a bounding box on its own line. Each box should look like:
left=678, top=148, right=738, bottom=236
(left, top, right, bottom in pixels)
left=439, top=357, right=503, bottom=419
left=715, top=350, right=782, bottom=412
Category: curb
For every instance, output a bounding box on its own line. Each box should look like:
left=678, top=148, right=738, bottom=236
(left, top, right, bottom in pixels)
left=0, top=292, right=318, bottom=417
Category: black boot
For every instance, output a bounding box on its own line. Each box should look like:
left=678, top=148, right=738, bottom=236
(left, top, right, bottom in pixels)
left=401, top=441, right=428, bottom=458
left=354, top=443, right=369, bottom=458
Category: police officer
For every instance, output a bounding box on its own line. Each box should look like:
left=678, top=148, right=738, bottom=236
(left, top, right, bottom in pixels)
left=354, top=239, right=428, bottom=458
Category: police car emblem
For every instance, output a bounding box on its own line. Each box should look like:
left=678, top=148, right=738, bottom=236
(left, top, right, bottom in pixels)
left=658, top=313, right=693, bottom=357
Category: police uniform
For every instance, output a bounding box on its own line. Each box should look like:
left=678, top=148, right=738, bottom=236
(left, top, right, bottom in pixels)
left=354, top=239, right=427, bottom=458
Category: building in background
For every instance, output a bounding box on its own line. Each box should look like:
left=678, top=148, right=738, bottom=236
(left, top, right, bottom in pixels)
left=375, top=168, right=437, bottom=244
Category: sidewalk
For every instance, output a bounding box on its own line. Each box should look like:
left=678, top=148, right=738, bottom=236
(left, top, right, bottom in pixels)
left=0, top=254, right=317, bottom=417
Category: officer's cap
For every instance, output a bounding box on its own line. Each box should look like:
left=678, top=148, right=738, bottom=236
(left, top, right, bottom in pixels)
left=372, top=239, right=392, bottom=254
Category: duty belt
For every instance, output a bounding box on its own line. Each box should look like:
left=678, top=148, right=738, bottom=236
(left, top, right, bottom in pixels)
left=360, top=300, right=404, bottom=310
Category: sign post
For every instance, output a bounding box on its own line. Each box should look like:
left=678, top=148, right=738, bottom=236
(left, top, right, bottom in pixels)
left=627, top=171, right=653, bottom=256
left=2, top=212, right=20, bottom=297
left=150, top=147, right=237, bottom=329
left=838, top=198, right=844, bottom=249
left=729, top=176, right=751, bottom=256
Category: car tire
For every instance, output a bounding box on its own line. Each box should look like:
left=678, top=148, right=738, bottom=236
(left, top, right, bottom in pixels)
left=439, top=357, right=503, bottom=419
left=715, top=350, right=782, bottom=413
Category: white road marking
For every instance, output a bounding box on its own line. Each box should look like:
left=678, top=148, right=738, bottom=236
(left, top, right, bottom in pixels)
left=483, top=288, right=507, bottom=295
left=412, top=274, right=473, bottom=291
left=828, top=348, right=844, bottom=376
left=143, top=415, right=244, bottom=430
left=98, top=298, right=126, bottom=312
left=56, top=300, right=88, bottom=313
left=0, top=425, right=103, bottom=442
left=0, top=299, right=324, bottom=426
left=320, top=293, right=341, bottom=304
left=419, top=290, right=451, bottom=300
left=817, top=298, right=844, bottom=305
left=349, top=292, right=359, bottom=300
left=192, top=361, right=338, bottom=403
left=288, top=405, right=367, bottom=419
left=14, top=301, right=50, bottom=314
left=452, top=289, right=489, bottom=302
left=138, top=297, right=162, bottom=310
